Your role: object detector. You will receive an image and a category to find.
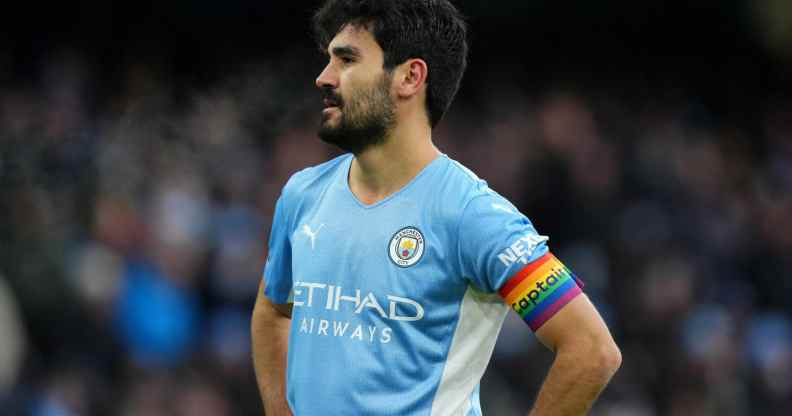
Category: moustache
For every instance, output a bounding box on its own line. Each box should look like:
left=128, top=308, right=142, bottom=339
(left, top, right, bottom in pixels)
left=321, top=87, right=343, bottom=108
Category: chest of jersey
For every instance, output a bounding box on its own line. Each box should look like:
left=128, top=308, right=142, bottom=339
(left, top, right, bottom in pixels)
left=288, top=182, right=464, bottom=332
left=279, top=156, right=516, bottom=415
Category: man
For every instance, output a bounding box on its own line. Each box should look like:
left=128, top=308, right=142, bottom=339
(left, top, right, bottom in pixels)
left=251, top=1, right=621, bottom=415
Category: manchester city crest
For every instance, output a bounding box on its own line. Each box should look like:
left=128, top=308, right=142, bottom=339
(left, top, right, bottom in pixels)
left=388, top=227, right=425, bottom=267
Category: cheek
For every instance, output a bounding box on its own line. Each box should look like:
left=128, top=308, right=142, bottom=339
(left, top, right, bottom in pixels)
left=339, top=77, right=358, bottom=100
left=340, top=68, right=377, bottom=96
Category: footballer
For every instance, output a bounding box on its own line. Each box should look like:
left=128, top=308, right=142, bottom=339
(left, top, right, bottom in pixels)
left=251, top=1, right=621, bottom=415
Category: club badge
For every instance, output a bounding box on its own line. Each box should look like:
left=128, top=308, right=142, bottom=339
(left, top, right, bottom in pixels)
left=389, top=226, right=425, bottom=268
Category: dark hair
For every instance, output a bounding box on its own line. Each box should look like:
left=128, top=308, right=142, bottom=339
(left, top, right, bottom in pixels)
left=313, top=0, right=468, bottom=128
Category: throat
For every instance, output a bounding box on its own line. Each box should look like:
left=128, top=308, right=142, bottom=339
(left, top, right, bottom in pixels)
left=347, top=147, right=441, bottom=206
left=350, top=189, right=391, bottom=206
left=348, top=167, right=402, bottom=205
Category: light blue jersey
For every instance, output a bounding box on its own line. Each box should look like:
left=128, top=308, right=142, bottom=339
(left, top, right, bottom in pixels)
left=263, top=153, right=582, bottom=415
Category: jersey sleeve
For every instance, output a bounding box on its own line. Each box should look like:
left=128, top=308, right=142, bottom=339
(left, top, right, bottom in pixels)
left=458, top=191, right=583, bottom=331
left=262, top=193, right=293, bottom=304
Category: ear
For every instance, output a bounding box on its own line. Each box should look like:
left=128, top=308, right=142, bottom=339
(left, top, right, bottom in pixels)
left=394, top=58, right=428, bottom=99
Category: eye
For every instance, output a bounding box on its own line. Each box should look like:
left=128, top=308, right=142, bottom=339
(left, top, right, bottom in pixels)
left=340, top=56, right=354, bottom=64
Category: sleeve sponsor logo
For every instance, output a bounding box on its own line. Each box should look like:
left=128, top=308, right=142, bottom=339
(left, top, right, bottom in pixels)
left=497, top=234, right=549, bottom=267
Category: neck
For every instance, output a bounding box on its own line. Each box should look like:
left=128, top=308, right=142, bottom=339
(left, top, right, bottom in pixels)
left=349, top=118, right=439, bottom=205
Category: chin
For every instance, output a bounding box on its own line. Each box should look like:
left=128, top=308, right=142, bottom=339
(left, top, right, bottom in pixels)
left=321, top=112, right=341, bottom=127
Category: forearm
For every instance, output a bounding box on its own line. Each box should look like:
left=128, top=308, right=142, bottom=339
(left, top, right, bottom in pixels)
left=251, top=289, right=292, bottom=416
left=528, top=344, right=620, bottom=416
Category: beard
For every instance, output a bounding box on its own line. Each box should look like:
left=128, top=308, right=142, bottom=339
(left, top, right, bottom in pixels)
left=318, top=72, right=396, bottom=155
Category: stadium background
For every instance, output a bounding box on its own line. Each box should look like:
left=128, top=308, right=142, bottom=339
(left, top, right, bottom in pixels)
left=1, top=0, right=791, bottom=414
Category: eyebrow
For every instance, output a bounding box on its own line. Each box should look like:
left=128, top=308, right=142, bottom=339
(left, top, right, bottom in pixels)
left=330, top=45, right=362, bottom=58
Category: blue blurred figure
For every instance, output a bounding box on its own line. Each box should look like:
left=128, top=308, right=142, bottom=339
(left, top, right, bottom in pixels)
left=115, top=261, right=201, bottom=368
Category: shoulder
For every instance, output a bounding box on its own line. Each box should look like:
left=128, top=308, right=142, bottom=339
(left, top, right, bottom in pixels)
left=435, top=156, right=528, bottom=233
left=276, top=154, right=350, bottom=230
left=419, top=155, right=510, bottom=237
left=281, top=153, right=351, bottom=202
left=434, top=155, right=505, bottom=215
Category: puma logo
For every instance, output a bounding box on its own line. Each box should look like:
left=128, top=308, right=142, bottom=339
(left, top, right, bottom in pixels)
left=301, top=223, right=325, bottom=250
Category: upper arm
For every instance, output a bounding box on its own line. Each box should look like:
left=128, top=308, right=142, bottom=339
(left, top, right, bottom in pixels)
left=255, top=279, right=293, bottom=319
left=262, top=191, right=294, bottom=304
left=458, top=190, right=586, bottom=333
left=534, top=293, right=613, bottom=353
left=457, top=191, right=550, bottom=293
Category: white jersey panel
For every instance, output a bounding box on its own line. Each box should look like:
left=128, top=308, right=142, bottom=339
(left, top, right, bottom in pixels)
left=430, top=287, right=508, bottom=416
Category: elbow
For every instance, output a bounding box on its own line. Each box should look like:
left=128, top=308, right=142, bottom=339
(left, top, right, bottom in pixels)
left=562, top=336, right=621, bottom=384
left=557, top=335, right=621, bottom=384
left=591, top=339, right=622, bottom=383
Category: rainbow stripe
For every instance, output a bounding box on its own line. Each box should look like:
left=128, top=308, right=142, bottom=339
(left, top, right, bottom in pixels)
left=499, top=252, right=582, bottom=331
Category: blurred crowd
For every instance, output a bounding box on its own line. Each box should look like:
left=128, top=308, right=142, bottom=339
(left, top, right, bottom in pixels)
left=1, top=50, right=791, bottom=416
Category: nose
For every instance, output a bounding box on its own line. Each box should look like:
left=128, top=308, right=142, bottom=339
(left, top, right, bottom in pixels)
left=315, top=63, right=338, bottom=90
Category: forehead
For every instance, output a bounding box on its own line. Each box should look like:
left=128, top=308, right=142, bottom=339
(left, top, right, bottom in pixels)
left=327, top=24, right=383, bottom=57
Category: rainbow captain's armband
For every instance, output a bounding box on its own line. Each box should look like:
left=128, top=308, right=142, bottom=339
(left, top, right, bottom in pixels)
left=498, top=252, right=583, bottom=331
